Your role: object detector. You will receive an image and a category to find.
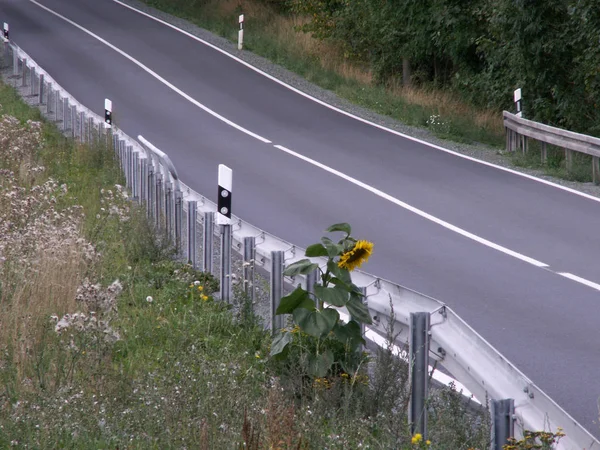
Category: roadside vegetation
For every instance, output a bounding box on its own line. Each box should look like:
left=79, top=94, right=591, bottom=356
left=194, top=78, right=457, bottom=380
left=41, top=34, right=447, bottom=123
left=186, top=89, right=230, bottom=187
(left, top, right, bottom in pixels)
left=141, top=0, right=600, bottom=184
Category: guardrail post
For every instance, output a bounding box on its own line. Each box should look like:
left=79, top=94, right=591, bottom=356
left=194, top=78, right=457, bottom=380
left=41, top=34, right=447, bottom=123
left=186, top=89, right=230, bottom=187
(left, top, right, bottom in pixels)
left=79, top=111, right=85, bottom=142
left=39, top=74, right=44, bottom=105
left=409, top=312, right=430, bottom=439
left=271, top=250, right=285, bottom=333
left=358, top=286, right=368, bottom=353
left=29, top=65, right=36, bottom=96
left=174, top=189, right=183, bottom=256
left=593, top=156, right=599, bottom=185
left=187, top=201, right=198, bottom=269
left=127, top=145, right=133, bottom=189
left=155, top=173, right=163, bottom=229
left=165, top=181, right=173, bottom=242
left=132, top=151, right=140, bottom=201
left=12, top=51, right=18, bottom=77
left=140, top=158, right=148, bottom=205
left=220, top=224, right=232, bottom=303
left=88, top=117, right=94, bottom=144
left=565, top=148, right=573, bottom=172
left=203, top=212, right=214, bottom=274
left=491, top=399, right=515, bottom=450
left=62, top=98, right=68, bottom=131
left=243, top=236, right=255, bottom=302
left=147, top=162, right=155, bottom=220
left=306, top=268, right=320, bottom=309
left=70, top=106, right=76, bottom=138
left=21, top=58, right=27, bottom=87
left=55, top=90, right=60, bottom=124
left=541, top=142, right=547, bottom=164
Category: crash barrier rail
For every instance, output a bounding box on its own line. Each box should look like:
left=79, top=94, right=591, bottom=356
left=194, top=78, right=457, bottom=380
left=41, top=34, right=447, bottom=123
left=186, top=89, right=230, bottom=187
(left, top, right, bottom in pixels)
left=3, top=39, right=598, bottom=450
left=504, top=111, right=600, bottom=184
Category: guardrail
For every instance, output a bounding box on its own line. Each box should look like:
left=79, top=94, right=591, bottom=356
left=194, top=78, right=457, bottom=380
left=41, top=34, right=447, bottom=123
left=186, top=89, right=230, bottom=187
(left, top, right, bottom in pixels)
left=3, top=40, right=599, bottom=450
left=504, top=111, right=600, bottom=183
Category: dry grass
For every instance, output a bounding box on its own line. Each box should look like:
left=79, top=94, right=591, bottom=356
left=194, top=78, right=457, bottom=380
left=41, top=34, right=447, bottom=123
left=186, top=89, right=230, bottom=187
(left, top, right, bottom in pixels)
left=208, top=0, right=503, bottom=140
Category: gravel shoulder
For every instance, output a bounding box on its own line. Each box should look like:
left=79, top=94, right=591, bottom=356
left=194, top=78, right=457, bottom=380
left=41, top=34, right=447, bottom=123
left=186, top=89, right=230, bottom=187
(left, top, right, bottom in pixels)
left=119, top=0, right=600, bottom=199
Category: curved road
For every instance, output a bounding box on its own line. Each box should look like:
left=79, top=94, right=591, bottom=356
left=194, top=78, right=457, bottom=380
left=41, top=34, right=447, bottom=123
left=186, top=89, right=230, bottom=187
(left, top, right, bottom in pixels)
left=2, top=0, right=600, bottom=436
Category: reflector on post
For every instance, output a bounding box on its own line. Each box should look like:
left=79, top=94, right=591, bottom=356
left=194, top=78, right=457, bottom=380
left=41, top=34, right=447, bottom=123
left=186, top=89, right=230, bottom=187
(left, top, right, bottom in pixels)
left=2, top=23, right=9, bottom=42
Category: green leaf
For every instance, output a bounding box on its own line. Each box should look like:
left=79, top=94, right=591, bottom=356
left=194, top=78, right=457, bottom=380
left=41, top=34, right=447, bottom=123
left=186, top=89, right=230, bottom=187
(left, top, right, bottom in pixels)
left=321, top=237, right=342, bottom=258
left=283, top=259, right=319, bottom=277
left=308, top=349, right=335, bottom=377
left=276, top=286, right=315, bottom=315
left=305, top=243, right=328, bottom=257
left=327, top=260, right=352, bottom=285
left=270, top=331, right=293, bottom=358
left=314, top=285, right=349, bottom=307
left=326, top=223, right=352, bottom=235
left=294, top=307, right=339, bottom=337
left=346, top=293, right=372, bottom=324
left=333, top=320, right=365, bottom=351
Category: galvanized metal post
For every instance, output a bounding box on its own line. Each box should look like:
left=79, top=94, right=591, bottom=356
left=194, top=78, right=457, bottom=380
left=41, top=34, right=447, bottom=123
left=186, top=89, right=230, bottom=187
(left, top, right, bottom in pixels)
left=47, top=85, right=53, bottom=114
left=165, top=181, right=173, bottom=242
left=126, top=145, right=133, bottom=189
left=133, top=152, right=140, bottom=201
left=203, top=212, right=214, bottom=274
left=409, top=312, right=430, bottom=439
left=155, top=173, right=163, bottom=229
left=62, top=97, right=68, bottom=131
left=306, top=268, right=320, bottom=309
left=358, top=286, right=368, bottom=353
left=79, top=111, right=85, bottom=142
left=140, top=158, right=148, bottom=204
left=55, top=91, right=60, bottom=125
left=271, top=250, right=285, bottom=333
left=70, top=106, right=76, bottom=138
left=187, top=201, right=198, bottom=268
left=147, top=162, right=155, bottom=220
left=29, top=65, right=36, bottom=96
left=88, top=117, right=94, bottom=144
left=12, top=51, right=18, bottom=77
left=39, top=73, right=44, bottom=105
left=174, top=189, right=183, bottom=256
left=220, top=224, right=232, bottom=303
left=491, top=399, right=515, bottom=450
left=243, top=236, right=255, bottom=301
left=21, top=58, right=26, bottom=86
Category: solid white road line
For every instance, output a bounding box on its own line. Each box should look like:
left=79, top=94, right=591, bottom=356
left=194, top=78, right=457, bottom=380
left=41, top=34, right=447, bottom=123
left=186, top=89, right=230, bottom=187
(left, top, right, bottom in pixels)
left=28, top=0, right=272, bottom=144
left=273, top=144, right=549, bottom=268
left=32, top=0, right=600, bottom=293
left=558, top=273, right=600, bottom=292
left=109, top=0, right=600, bottom=205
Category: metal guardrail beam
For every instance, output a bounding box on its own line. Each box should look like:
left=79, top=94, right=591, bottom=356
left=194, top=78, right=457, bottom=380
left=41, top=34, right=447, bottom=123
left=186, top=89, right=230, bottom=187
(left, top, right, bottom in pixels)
left=7, top=41, right=599, bottom=450
left=504, top=111, right=600, bottom=183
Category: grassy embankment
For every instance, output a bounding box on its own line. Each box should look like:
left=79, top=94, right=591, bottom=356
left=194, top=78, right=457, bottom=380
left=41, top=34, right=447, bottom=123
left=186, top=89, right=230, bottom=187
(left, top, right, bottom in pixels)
left=143, top=0, right=598, bottom=183
left=0, top=78, right=495, bottom=448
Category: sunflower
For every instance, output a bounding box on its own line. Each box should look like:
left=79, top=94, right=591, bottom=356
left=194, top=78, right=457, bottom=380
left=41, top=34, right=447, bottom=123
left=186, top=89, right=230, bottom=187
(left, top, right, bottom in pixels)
left=337, top=240, right=374, bottom=271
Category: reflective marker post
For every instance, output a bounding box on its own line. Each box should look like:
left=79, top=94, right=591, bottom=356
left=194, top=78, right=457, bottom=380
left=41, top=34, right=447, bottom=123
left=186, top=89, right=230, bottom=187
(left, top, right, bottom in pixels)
left=238, top=14, right=244, bottom=51
left=218, top=164, right=233, bottom=303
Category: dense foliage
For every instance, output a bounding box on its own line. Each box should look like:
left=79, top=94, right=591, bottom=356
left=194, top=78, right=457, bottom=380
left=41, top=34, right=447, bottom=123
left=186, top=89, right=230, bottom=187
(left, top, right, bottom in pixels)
left=277, top=0, right=600, bottom=134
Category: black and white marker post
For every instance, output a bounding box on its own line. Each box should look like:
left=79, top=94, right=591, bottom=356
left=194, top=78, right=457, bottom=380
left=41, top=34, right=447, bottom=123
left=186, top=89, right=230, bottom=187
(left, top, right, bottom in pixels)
left=514, top=88, right=522, bottom=118
left=218, top=164, right=233, bottom=303
left=104, top=98, right=112, bottom=128
left=2, top=23, right=9, bottom=41
left=238, top=14, right=244, bottom=51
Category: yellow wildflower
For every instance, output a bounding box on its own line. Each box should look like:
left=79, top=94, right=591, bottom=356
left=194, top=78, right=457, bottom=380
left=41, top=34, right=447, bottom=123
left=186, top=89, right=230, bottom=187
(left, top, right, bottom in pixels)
left=426, top=440, right=431, bottom=446
left=411, top=434, right=423, bottom=445
left=201, top=295, right=209, bottom=301
left=198, top=285, right=203, bottom=291
left=338, top=240, right=374, bottom=271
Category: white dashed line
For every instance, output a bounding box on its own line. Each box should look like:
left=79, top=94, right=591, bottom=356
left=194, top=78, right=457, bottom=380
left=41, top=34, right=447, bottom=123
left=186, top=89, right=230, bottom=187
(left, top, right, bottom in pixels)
left=558, top=273, right=600, bottom=292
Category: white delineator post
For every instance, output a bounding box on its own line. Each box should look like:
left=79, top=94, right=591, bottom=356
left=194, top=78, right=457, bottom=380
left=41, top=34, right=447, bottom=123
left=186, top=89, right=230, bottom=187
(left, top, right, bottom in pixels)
left=104, top=98, right=112, bottom=128
left=218, top=164, right=233, bottom=302
left=238, top=14, right=244, bottom=51
left=514, top=88, right=522, bottom=118
left=2, top=23, right=9, bottom=42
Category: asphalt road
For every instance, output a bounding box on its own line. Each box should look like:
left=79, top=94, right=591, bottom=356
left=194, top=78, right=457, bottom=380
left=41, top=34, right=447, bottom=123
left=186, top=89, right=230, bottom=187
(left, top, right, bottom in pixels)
left=2, top=0, right=600, bottom=436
